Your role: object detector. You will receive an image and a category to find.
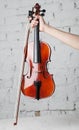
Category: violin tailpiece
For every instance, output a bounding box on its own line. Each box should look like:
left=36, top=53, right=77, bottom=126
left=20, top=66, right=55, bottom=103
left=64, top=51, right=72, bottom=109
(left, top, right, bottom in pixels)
left=34, top=81, right=41, bottom=100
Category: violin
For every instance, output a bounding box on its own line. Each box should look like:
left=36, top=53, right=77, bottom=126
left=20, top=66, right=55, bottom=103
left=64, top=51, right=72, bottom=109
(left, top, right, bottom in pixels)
left=21, top=3, right=55, bottom=100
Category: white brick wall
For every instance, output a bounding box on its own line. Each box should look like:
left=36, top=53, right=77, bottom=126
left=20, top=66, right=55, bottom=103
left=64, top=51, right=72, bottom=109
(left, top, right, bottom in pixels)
left=0, top=0, right=79, bottom=119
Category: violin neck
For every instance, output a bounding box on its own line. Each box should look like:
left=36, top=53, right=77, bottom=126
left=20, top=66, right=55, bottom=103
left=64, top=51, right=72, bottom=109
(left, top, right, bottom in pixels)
left=33, top=21, right=41, bottom=63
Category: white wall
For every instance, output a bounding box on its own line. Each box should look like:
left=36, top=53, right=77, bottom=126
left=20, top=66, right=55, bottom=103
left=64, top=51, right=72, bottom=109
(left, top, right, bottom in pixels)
left=0, top=0, right=79, bottom=119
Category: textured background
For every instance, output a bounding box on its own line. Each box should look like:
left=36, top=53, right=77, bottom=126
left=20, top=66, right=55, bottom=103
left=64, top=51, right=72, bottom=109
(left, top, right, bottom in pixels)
left=0, top=0, right=79, bottom=119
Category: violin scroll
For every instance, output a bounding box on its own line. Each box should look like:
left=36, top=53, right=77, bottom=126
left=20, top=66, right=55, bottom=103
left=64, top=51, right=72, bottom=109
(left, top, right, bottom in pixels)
left=28, top=3, right=46, bottom=21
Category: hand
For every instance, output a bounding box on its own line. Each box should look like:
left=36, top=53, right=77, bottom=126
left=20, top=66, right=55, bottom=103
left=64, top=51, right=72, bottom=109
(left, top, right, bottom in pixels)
left=29, top=15, right=46, bottom=32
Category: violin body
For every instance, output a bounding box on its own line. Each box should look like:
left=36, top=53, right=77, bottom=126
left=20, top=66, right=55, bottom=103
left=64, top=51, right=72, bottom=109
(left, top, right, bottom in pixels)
left=21, top=3, right=55, bottom=100
left=21, top=41, right=55, bottom=99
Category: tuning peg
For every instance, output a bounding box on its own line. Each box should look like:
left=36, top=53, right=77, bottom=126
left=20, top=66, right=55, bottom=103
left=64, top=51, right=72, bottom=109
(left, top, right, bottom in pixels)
left=40, top=9, right=46, bottom=13
left=40, top=9, right=46, bottom=16
left=28, top=10, right=33, bottom=17
left=40, top=13, right=45, bottom=16
left=28, top=10, right=34, bottom=23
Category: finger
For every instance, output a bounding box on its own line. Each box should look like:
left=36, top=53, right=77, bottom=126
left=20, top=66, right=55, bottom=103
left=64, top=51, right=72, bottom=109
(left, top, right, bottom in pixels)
left=33, top=14, right=39, bottom=20
left=31, top=20, right=38, bottom=28
left=28, top=17, right=32, bottom=20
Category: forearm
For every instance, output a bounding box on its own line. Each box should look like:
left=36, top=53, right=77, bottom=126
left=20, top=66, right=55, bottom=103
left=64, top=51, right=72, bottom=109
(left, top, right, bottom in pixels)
left=44, top=24, right=79, bottom=50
